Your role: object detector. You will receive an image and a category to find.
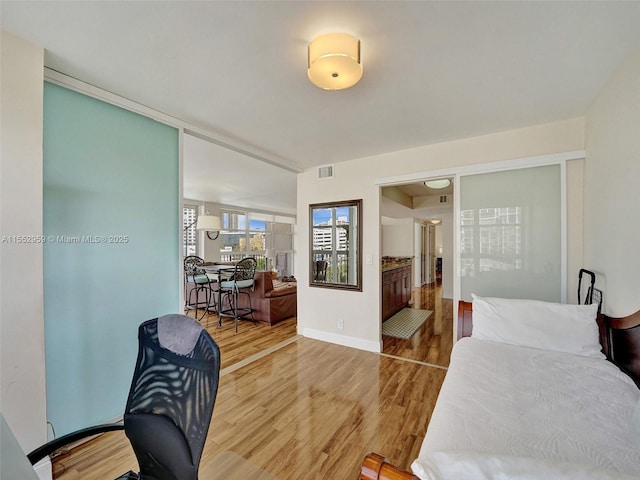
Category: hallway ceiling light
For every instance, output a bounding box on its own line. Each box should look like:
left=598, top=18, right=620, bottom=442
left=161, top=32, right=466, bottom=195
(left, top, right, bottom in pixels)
left=308, top=33, right=362, bottom=90
left=430, top=219, right=441, bottom=225
left=424, top=179, right=451, bottom=189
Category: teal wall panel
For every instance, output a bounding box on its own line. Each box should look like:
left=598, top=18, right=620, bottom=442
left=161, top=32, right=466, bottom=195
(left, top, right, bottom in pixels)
left=43, top=82, right=180, bottom=435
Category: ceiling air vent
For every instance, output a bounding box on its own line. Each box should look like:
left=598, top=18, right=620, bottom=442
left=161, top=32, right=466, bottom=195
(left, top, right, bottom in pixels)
left=439, top=195, right=448, bottom=204
left=317, top=164, right=334, bottom=180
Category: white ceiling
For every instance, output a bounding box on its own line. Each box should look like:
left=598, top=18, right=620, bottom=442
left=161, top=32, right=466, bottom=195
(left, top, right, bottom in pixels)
left=183, top=133, right=297, bottom=215
left=3, top=1, right=640, bottom=214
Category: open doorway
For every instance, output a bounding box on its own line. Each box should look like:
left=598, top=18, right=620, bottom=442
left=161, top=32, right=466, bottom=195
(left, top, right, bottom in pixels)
left=380, top=178, right=454, bottom=367
left=182, top=132, right=299, bottom=370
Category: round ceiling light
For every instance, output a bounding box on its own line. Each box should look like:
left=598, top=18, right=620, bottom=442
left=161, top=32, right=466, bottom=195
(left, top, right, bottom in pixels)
left=308, top=33, right=362, bottom=90
left=424, top=179, right=451, bottom=189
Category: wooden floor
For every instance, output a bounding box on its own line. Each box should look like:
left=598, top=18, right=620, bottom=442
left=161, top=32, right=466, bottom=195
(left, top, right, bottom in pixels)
left=51, top=285, right=452, bottom=480
left=196, top=312, right=299, bottom=371
left=382, top=281, right=453, bottom=367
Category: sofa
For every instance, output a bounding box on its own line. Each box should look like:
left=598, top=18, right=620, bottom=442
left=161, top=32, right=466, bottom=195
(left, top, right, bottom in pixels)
left=237, top=271, right=297, bottom=325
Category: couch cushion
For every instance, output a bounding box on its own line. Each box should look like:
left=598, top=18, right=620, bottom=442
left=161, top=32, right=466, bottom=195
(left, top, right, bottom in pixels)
left=265, top=283, right=296, bottom=298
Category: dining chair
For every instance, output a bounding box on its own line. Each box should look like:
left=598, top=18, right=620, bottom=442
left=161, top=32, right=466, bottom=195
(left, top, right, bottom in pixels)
left=218, top=257, right=257, bottom=333
left=184, top=255, right=217, bottom=319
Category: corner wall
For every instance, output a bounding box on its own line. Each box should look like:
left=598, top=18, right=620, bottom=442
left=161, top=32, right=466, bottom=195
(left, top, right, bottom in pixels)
left=585, top=44, right=640, bottom=316
left=0, top=30, right=47, bottom=452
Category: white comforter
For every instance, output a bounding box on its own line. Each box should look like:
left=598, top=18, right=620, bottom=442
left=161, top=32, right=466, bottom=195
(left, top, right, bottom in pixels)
left=412, top=337, right=640, bottom=479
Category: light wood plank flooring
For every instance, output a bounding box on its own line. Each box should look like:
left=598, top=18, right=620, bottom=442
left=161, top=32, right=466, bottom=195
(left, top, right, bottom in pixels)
left=197, top=313, right=299, bottom=371
left=382, top=282, right=453, bottom=367
left=51, top=295, right=452, bottom=479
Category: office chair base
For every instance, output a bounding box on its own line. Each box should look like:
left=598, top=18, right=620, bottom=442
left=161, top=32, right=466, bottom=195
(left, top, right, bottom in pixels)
left=116, top=471, right=138, bottom=480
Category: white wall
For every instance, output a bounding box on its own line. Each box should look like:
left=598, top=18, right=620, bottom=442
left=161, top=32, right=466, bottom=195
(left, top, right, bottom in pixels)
left=296, top=118, right=585, bottom=351
left=381, top=217, right=413, bottom=257
left=0, top=30, right=47, bottom=452
left=585, top=44, right=640, bottom=316
left=435, top=224, right=443, bottom=255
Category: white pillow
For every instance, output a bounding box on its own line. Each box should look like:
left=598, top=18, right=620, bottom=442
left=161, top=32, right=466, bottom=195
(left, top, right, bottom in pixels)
left=471, top=294, right=604, bottom=359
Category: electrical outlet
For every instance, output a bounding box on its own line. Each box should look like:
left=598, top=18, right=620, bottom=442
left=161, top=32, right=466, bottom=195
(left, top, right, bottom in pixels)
left=337, top=319, right=344, bottom=330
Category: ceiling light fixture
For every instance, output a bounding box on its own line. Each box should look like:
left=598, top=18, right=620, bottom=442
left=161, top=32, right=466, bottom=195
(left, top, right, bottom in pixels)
left=424, top=179, right=451, bottom=189
left=308, top=33, right=362, bottom=90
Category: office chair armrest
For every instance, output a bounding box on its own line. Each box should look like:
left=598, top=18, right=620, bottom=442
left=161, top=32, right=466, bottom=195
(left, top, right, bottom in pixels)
left=28, top=422, right=124, bottom=465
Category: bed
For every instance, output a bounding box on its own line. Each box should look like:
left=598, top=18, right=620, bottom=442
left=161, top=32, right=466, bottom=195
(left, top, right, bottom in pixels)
left=360, top=295, right=640, bottom=480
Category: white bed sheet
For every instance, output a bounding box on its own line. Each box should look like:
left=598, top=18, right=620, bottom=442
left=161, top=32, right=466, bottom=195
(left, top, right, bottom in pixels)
left=412, top=337, right=640, bottom=479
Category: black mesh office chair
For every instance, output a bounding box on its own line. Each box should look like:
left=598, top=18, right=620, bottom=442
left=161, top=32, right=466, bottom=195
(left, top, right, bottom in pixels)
left=28, top=314, right=221, bottom=480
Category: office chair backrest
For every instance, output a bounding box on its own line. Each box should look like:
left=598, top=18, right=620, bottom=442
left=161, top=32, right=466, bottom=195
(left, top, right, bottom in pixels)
left=124, top=314, right=220, bottom=480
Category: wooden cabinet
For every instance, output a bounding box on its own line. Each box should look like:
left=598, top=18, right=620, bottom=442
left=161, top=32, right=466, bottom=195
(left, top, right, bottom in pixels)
left=382, top=277, right=395, bottom=321
left=382, top=265, right=412, bottom=321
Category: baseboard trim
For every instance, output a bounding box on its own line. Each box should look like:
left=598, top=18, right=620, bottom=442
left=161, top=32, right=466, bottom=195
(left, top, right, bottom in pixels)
left=34, top=456, right=52, bottom=480
left=303, top=328, right=381, bottom=353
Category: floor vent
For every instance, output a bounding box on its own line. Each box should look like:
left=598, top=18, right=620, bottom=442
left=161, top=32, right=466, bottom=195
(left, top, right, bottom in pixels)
left=317, top=164, right=334, bottom=180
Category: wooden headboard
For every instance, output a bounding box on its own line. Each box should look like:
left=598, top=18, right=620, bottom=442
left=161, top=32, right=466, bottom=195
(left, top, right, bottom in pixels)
left=457, top=300, right=474, bottom=340
left=360, top=453, right=418, bottom=480
left=604, top=309, right=640, bottom=388
left=457, top=300, right=640, bottom=388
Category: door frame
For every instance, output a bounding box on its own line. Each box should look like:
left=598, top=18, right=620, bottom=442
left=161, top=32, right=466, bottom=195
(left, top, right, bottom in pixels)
left=376, top=150, right=583, bottom=344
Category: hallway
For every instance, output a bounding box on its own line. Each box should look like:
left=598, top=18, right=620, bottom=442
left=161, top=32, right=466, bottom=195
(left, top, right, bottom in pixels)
left=382, top=281, right=453, bottom=367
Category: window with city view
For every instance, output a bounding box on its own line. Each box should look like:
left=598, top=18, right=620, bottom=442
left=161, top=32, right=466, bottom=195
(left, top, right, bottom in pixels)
left=459, top=164, right=561, bottom=302
left=460, top=206, right=522, bottom=278
left=310, top=199, right=361, bottom=290
left=219, top=209, right=294, bottom=276
left=182, top=205, right=197, bottom=256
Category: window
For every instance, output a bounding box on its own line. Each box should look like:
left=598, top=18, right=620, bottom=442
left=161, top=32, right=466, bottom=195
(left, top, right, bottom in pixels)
left=460, top=206, right=522, bottom=278
left=273, top=222, right=294, bottom=277
left=219, top=211, right=246, bottom=254
left=249, top=218, right=267, bottom=252
left=310, top=200, right=361, bottom=289
left=219, top=209, right=295, bottom=275
left=183, top=205, right=198, bottom=257
left=459, top=164, right=562, bottom=302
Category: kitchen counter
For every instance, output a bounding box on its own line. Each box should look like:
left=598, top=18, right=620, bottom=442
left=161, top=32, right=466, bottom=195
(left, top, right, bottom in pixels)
left=381, top=256, right=412, bottom=272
